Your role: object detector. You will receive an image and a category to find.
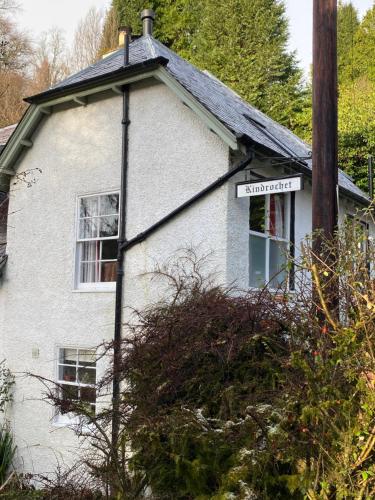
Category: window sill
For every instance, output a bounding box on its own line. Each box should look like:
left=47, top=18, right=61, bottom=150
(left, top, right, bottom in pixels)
left=52, top=414, right=94, bottom=434
left=73, top=284, right=116, bottom=293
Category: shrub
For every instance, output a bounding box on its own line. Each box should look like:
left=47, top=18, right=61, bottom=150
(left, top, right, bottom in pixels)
left=40, top=214, right=375, bottom=498
left=0, top=426, right=15, bottom=487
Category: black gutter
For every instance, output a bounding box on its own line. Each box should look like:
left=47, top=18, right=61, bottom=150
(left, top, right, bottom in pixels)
left=25, top=57, right=169, bottom=104
left=120, top=152, right=254, bottom=253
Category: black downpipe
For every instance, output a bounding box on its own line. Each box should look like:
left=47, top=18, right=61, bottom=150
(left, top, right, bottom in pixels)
left=112, top=27, right=131, bottom=452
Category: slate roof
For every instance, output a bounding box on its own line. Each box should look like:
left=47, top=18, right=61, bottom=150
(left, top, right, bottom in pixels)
left=50, top=36, right=368, bottom=203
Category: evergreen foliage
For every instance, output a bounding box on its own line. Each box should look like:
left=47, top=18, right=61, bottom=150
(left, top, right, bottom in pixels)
left=190, top=0, right=304, bottom=129
left=353, top=6, right=375, bottom=83
left=105, top=0, right=305, bottom=128
left=338, top=1, right=359, bottom=84
left=337, top=3, right=375, bottom=191
left=339, top=76, right=375, bottom=191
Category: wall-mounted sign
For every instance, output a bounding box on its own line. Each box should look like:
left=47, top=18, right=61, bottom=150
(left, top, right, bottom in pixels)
left=236, top=174, right=304, bottom=198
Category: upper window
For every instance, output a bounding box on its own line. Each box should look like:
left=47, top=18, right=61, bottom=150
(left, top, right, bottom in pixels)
left=75, top=192, right=119, bottom=290
left=249, top=193, right=290, bottom=289
left=56, top=347, right=96, bottom=422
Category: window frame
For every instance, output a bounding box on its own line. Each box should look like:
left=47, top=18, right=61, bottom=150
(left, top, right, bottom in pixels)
left=74, top=190, right=120, bottom=292
left=54, top=346, right=97, bottom=426
left=345, top=213, right=371, bottom=275
left=249, top=192, right=292, bottom=290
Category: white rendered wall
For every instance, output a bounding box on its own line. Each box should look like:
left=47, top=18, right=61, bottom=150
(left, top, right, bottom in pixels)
left=0, top=79, right=230, bottom=475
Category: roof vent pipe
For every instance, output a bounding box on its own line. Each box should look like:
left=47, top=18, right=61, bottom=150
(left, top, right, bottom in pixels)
left=118, top=26, right=132, bottom=66
left=141, top=9, right=155, bottom=36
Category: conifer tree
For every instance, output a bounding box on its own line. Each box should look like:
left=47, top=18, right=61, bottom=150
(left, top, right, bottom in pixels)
left=338, top=1, right=360, bottom=83
left=106, top=0, right=304, bottom=128
left=106, top=0, right=202, bottom=59
left=190, top=0, right=303, bottom=127
left=352, top=6, right=375, bottom=82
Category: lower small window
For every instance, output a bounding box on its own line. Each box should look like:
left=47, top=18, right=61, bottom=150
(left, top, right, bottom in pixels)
left=249, top=193, right=290, bottom=289
left=56, top=347, right=96, bottom=422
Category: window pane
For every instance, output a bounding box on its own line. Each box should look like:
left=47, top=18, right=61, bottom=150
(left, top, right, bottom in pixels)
left=99, top=216, right=118, bottom=238
left=61, top=384, right=79, bottom=401
left=60, top=348, right=77, bottom=365
left=78, top=367, right=96, bottom=385
left=79, top=219, right=98, bottom=239
left=81, top=241, right=99, bottom=262
left=59, top=365, right=77, bottom=383
left=102, top=240, right=118, bottom=260
left=78, top=350, right=96, bottom=367
left=80, top=196, right=98, bottom=218
left=80, top=262, right=98, bottom=283
left=269, top=240, right=288, bottom=289
left=100, top=194, right=119, bottom=216
left=249, top=235, right=266, bottom=287
left=269, top=194, right=285, bottom=238
left=80, top=387, right=96, bottom=404
left=101, top=261, right=117, bottom=282
left=250, top=196, right=266, bottom=233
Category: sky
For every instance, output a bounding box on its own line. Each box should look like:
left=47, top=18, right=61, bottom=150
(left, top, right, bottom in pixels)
left=16, top=0, right=375, bottom=74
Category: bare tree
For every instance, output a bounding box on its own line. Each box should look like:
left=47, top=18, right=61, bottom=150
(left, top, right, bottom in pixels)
left=0, top=0, right=18, bottom=12
left=0, top=15, right=31, bottom=71
left=70, top=6, right=104, bottom=73
left=0, top=71, right=29, bottom=126
left=29, top=28, right=70, bottom=94
left=0, top=2, right=31, bottom=126
left=98, top=6, right=120, bottom=57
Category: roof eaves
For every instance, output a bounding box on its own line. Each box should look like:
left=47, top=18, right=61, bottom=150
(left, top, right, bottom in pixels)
left=25, top=56, right=169, bottom=104
left=249, top=142, right=370, bottom=206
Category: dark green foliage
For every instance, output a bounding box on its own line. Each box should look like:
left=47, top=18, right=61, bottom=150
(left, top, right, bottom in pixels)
left=0, top=426, right=15, bottom=486
left=338, top=76, right=375, bottom=192
left=105, top=0, right=202, bottom=59
left=352, top=6, right=375, bottom=83
left=338, top=1, right=360, bottom=83
left=106, top=0, right=305, bottom=129
left=337, top=3, right=375, bottom=190
left=191, top=0, right=304, bottom=129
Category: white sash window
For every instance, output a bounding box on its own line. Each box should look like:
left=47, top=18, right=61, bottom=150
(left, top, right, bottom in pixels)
left=55, top=347, right=97, bottom=425
left=249, top=193, right=291, bottom=289
left=75, top=192, right=119, bottom=290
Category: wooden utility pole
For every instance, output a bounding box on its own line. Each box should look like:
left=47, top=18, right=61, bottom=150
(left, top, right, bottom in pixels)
left=312, top=0, right=338, bottom=248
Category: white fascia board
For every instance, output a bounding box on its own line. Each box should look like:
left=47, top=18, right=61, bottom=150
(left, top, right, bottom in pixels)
left=0, top=66, right=239, bottom=174
left=154, top=67, right=239, bottom=151
left=0, top=105, right=39, bottom=174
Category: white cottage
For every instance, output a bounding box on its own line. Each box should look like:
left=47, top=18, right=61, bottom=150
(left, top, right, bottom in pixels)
left=0, top=13, right=373, bottom=475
